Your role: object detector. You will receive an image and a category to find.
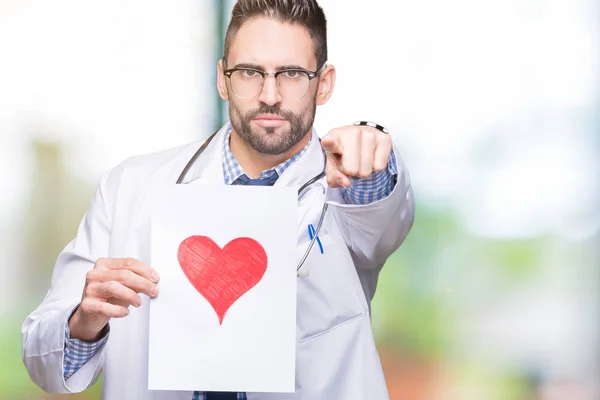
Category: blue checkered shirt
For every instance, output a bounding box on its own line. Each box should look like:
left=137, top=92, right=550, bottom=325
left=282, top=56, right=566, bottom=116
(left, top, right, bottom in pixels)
left=63, top=125, right=398, bottom=399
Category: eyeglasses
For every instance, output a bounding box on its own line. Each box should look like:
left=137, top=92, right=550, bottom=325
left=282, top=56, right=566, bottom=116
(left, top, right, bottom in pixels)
left=223, top=64, right=325, bottom=100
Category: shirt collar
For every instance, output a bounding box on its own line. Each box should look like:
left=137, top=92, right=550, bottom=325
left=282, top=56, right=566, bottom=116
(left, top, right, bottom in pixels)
left=222, top=123, right=311, bottom=185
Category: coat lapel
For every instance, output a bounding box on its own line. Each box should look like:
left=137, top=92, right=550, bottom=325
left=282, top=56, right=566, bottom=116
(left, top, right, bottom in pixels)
left=274, top=128, right=326, bottom=190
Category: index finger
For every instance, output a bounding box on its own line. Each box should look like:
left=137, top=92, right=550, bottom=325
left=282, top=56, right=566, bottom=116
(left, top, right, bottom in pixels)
left=321, top=130, right=343, bottom=155
left=99, top=258, right=160, bottom=283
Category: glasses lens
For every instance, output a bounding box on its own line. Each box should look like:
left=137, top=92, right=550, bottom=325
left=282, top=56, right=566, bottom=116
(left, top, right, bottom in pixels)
left=277, top=71, right=310, bottom=99
left=230, top=70, right=263, bottom=98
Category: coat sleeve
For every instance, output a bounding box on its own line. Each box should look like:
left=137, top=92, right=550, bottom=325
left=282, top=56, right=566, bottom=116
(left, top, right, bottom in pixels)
left=21, top=165, right=121, bottom=394
left=326, top=144, right=415, bottom=272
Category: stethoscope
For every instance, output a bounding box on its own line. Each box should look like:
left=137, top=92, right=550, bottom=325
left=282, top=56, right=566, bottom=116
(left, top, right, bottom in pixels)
left=175, top=131, right=329, bottom=278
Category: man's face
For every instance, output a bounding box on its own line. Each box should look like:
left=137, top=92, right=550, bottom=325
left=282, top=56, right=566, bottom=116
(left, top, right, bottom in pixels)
left=222, top=17, right=319, bottom=155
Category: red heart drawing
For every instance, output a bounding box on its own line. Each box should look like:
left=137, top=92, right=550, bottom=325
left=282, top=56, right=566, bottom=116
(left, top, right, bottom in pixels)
left=177, top=235, right=268, bottom=324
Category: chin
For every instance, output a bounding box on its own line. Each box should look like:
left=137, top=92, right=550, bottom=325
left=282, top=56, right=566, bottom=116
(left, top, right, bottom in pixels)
left=261, top=127, right=278, bottom=135
left=253, top=136, right=292, bottom=155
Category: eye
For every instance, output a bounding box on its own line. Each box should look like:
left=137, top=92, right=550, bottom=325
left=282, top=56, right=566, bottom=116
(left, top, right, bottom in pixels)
left=240, top=69, right=260, bottom=78
left=281, top=70, right=302, bottom=79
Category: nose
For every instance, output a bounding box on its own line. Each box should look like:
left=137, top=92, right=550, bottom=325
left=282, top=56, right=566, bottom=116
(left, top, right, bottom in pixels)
left=257, top=75, right=282, bottom=106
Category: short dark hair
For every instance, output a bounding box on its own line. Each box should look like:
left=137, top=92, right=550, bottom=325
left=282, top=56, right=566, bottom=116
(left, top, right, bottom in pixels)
left=223, top=0, right=328, bottom=69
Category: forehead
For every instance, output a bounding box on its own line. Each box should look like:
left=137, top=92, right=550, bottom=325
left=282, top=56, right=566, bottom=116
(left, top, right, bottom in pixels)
left=228, top=17, right=316, bottom=70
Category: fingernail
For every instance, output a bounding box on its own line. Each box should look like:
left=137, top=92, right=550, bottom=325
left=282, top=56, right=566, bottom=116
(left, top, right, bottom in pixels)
left=339, top=178, right=351, bottom=188
left=152, top=286, right=159, bottom=297
left=136, top=298, right=143, bottom=307
left=152, top=270, right=160, bottom=282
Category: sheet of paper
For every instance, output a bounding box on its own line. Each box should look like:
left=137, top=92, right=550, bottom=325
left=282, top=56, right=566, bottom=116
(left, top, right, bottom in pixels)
left=148, top=184, right=297, bottom=393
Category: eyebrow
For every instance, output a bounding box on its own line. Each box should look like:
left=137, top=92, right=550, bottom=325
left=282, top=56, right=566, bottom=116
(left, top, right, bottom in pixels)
left=231, top=63, right=310, bottom=71
left=276, top=64, right=309, bottom=71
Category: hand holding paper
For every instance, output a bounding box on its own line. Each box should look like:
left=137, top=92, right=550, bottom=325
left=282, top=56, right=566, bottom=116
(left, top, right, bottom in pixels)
left=69, top=258, right=160, bottom=342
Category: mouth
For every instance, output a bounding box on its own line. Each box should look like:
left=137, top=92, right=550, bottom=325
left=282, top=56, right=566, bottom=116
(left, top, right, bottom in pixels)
left=252, top=114, right=287, bottom=128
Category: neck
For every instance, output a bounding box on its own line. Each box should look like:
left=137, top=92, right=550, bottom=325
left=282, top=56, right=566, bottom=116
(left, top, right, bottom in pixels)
left=229, top=129, right=312, bottom=179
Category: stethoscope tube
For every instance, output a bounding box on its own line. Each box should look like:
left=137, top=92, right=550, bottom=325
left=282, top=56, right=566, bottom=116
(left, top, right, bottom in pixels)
left=176, top=131, right=219, bottom=184
left=296, top=202, right=328, bottom=277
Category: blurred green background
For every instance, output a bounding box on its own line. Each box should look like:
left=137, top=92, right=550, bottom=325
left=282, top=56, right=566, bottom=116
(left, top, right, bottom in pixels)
left=1, top=0, right=598, bottom=399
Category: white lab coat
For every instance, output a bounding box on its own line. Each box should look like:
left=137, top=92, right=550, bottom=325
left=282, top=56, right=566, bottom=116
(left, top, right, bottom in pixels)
left=22, top=122, right=415, bottom=400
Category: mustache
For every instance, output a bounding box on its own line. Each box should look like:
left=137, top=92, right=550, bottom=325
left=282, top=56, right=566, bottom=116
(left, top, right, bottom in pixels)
left=245, top=104, right=294, bottom=120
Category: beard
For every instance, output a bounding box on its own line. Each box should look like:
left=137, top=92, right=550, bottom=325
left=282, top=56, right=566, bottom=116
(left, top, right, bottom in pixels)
left=229, top=97, right=317, bottom=155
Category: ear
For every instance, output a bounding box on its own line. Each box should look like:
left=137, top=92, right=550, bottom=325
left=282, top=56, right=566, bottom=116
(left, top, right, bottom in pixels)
left=217, top=59, right=229, bottom=101
left=316, top=64, right=336, bottom=106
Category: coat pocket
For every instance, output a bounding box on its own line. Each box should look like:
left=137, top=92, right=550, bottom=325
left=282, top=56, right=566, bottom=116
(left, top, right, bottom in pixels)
left=296, top=233, right=366, bottom=342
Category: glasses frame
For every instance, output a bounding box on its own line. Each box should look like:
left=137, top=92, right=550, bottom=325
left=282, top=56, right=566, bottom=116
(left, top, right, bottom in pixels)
left=222, top=62, right=327, bottom=99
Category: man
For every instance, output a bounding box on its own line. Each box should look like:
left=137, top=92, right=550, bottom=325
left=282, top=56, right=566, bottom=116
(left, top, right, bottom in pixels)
left=22, top=0, right=415, bottom=399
